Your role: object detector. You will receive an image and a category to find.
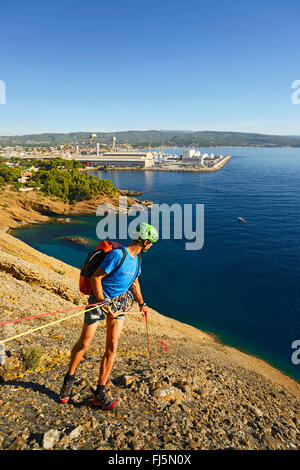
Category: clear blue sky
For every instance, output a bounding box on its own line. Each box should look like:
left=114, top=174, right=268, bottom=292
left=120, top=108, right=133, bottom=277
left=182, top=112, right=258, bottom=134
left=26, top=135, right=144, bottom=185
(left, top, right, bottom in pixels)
left=1, top=0, right=300, bottom=135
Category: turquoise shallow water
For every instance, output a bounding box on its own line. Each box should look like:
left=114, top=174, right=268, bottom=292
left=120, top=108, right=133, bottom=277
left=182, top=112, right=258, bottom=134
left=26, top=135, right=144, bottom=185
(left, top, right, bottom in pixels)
left=14, top=147, right=300, bottom=382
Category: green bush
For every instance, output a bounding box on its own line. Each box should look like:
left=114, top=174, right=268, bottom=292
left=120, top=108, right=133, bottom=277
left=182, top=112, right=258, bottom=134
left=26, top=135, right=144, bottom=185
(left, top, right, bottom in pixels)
left=0, top=166, right=21, bottom=183
left=21, top=346, right=44, bottom=370
left=55, top=269, right=65, bottom=275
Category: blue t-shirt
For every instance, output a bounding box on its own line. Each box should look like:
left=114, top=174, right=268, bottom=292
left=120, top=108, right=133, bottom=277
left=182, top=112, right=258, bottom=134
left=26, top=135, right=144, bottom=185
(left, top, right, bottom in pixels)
left=100, top=247, right=141, bottom=299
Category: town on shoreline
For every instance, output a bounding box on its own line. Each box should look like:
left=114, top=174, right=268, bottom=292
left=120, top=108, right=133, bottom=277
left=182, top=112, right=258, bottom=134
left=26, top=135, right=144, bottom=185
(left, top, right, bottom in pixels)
left=0, top=136, right=232, bottom=172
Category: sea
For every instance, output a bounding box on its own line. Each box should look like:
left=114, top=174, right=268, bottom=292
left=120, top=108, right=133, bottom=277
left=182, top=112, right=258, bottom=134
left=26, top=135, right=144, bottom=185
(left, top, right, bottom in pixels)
left=13, top=147, right=300, bottom=382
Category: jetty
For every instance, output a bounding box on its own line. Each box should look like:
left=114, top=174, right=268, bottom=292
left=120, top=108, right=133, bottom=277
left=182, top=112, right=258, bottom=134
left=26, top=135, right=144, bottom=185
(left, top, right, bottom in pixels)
left=84, top=155, right=232, bottom=173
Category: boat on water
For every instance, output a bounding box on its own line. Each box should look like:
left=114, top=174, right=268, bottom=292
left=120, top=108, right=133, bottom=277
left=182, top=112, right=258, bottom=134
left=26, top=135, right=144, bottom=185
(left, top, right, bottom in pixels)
left=238, top=216, right=247, bottom=223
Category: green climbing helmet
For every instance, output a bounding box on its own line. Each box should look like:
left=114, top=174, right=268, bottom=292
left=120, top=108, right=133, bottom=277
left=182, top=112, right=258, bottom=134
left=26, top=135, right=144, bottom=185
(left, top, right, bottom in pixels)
left=134, top=222, right=159, bottom=243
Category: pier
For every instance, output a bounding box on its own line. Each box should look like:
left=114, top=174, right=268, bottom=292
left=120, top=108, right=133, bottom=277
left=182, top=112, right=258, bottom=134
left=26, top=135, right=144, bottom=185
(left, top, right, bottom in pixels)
left=84, top=155, right=232, bottom=173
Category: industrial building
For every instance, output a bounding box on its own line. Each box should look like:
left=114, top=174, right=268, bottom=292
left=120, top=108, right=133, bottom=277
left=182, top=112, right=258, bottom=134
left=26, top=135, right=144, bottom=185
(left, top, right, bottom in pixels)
left=99, top=152, right=155, bottom=168
left=182, top=149, right=201, bottom=159
left=182, top=149, right=196, bottom=158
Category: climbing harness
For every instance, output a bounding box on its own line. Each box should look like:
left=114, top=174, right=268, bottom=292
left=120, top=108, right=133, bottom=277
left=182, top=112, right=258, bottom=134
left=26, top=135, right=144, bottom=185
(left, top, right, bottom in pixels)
left=108, top=290, right=134, bottom=314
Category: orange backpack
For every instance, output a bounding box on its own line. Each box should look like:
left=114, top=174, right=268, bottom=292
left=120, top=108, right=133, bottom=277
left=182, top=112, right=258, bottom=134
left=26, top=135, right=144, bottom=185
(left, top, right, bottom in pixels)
left=79, top=240, right=125, bottom=295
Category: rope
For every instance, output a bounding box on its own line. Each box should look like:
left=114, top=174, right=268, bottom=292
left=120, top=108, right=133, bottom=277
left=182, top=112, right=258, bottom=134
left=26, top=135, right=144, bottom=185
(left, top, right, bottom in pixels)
left=144, top=312, right=152, bottom=360
left=0, top=305, right=98, bottom=345
left=0, top=306, right=142, bottom=345
left=0, top=302, right=105, bottom=325
left=0, top=300, right=166, bottom=361
left=157, top=340, right=169, bottom=351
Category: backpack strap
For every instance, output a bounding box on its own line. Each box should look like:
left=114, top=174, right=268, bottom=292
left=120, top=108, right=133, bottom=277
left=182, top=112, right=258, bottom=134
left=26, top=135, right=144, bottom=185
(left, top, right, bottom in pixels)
left=137, top=253, right=141, bottom=277
left=105, top=247, right=127, bottom=278
left=131, top=253, right=141, bottom=282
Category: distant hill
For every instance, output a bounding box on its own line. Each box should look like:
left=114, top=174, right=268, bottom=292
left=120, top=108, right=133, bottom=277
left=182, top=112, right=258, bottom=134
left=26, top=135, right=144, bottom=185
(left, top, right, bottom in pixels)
left=1, top=130, right=300, bottom=147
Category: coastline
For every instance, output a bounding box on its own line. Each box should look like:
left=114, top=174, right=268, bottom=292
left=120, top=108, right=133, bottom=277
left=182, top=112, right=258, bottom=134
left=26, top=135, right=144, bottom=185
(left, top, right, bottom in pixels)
left=0, top=189, right=300, bottom=450
left=0, top=188, right=152, bottom=231
left=5, top=218, right=300, bottom=387
left=1, top=225, right=299, bottom=396
left=0, top=190, right=298, bottom=394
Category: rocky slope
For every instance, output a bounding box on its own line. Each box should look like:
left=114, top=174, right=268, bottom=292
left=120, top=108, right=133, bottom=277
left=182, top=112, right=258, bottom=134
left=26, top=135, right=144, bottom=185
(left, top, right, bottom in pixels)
left=0, top=229, right=299, bottom=451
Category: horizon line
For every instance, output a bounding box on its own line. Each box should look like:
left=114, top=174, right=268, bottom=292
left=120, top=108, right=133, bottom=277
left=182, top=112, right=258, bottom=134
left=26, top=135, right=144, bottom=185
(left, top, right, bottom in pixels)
left=1, top=129, right=300, bottom=138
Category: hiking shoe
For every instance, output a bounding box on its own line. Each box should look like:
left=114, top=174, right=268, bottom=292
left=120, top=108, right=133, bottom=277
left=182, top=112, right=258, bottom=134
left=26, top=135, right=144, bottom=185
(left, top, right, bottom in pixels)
left=92, top=389, right=117, bottom=410
left=59, top=374, right=75, bottom=403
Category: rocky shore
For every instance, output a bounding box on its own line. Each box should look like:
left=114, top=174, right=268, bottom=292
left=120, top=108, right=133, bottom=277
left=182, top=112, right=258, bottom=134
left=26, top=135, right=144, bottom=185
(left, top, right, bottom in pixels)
left=0, top=188, right=152, bottom=230
left=0, top=192, right=299, bottom=451
left=58, top=236, right=90, bottom=246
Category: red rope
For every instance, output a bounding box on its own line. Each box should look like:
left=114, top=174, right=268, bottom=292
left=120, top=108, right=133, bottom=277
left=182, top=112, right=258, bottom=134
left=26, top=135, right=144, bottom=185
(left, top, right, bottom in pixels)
left=157, top=340, right=169, bottom=351
left=0, top=301, right=104, bottom=325
left=1, top=301, right=169, bottom=361
left=144, top=312, right=152, bottom=360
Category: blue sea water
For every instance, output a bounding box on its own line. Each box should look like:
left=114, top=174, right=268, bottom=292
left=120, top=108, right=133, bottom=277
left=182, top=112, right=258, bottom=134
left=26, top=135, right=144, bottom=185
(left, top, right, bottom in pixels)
left=13, top=147, right=300, bottom=382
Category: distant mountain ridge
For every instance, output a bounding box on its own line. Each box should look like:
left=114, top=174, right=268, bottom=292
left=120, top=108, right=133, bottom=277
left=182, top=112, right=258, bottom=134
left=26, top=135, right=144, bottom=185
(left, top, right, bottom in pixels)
left=1, top=130, right=300, bottom=147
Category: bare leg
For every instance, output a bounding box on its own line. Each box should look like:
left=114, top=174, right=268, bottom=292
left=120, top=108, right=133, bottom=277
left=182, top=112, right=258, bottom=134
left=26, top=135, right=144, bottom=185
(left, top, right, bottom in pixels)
left=68, top=323, right=98, bottom=376
left=98, top=316, right=124, bottom=386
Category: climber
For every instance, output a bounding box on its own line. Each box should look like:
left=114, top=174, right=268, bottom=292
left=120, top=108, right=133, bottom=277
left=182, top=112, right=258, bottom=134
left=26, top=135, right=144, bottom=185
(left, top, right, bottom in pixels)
left=59, top=222, right=159, bottom=410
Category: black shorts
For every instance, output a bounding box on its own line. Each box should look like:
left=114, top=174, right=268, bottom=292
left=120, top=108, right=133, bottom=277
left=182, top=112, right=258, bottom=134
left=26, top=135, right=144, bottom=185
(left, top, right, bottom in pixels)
left=84, top=291, right=134, bottom=325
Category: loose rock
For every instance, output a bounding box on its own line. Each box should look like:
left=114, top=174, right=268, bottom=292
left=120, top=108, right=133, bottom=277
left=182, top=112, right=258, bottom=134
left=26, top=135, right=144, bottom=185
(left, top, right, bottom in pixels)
left=151, top=387, right=183, bottom=402
left=42, top=429, right=60, bottom=450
